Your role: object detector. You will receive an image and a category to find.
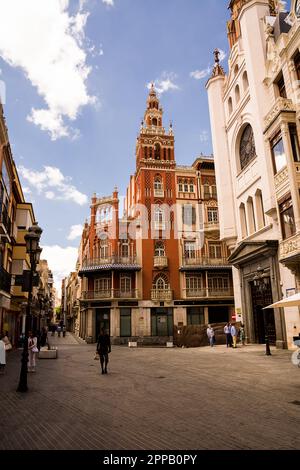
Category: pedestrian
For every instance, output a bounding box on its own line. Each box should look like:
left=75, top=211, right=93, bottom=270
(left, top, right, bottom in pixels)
left=224, top=323, right=232, bottom=348
left=0, top=333, right=6, bottom=375
left=96, top=328, right=111, bottom=374
left=57, top=325, right=61, bottom=337
left=239, top=324, right=246, bottom=346
left=28, top=331, right=39, bottom=373
left=62, top=325, right=66, bottom=338
left=40, top=327, right=48, bottom=348
left=231, top=323, right=238, bottom=349
left=206, top=325, right=215, bottom=348
left=51, top=324, right=56, bottom=336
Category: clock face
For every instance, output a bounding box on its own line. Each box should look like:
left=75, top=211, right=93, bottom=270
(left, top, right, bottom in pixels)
left=296, top=0, right=300, bottom=17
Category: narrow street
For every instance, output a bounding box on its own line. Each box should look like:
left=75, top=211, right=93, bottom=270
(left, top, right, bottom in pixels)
left=0, top=334, right=299, bottom=450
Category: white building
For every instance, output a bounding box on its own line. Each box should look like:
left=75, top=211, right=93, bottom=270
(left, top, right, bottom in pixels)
left=206, top=0, right=300, bottom=349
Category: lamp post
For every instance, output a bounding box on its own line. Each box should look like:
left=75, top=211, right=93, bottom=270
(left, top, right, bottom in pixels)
left=253, top=266, right=272, bottom=356
left=17, top=222, right=43, bottom=393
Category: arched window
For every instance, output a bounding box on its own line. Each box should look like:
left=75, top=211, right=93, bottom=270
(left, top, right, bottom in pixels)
left=120, top=239, right=129, bottom=258
left=154, top=176, right=164, bottom=197
left=243, top=71, right=249, bottom=91
left=154, top=206, right=165, bottom=229
left=100, top=239, right=109, bottom=259
left=234, top=64, right=239, bottom=75
left=152, top=118, right=158, bottom=126
left=155, top=241, right=165, bottom=257
left=228, top=97, right=233, bottom=115
left=255, top=189, right=265, bottom=230
left=239, top=203, right=248, bottom=239
left=239, top=124, right=256, bottom=170
left=246, top=196, right=256, bottom=235
left=235, top=84, right=240, bottom=103
left=154, top=274, right=169, bottom=290
left=120, top=274, right=131, bottom=293
left=155, top=143, right=161, bottom=160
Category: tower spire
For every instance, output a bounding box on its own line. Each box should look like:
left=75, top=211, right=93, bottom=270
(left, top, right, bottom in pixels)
left=144, top=83, right=163, bottom=129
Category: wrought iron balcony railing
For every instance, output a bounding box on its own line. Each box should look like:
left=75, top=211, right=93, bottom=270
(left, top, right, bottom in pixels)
left=183, top=287, right=234, bottom=299
left=81, top=289, right=139, bottom=301
left=154, top=256, right=168, bottom=268
left=182, top=256, right=230, bottom=267
left=0, top=266, right=12, bottom=293
left=82, top=256, right=138, bottom=269
left=151, top=289, right=173, bottom=302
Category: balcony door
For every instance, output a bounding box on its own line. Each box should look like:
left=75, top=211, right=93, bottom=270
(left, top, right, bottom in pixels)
left=96, top=308, right=110, bottom=338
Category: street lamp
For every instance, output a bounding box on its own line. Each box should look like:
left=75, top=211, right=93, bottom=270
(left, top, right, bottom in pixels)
left=253, top=266, right=272, bottom=356
left=17, top=222, right=43, bottom=393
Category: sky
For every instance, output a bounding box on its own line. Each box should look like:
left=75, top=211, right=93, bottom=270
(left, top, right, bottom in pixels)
left=0, top=0, right=292, bottom=291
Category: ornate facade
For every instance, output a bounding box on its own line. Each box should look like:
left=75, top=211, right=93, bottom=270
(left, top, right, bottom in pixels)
left=76, top=86, right=234, bottom=344
left=207, top=0, right=300, bottom=349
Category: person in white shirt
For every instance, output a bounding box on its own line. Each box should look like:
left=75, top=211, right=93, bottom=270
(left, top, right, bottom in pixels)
left=207, top=325, right=215, bottom=347
left=28, top=331, right=38, bottom=372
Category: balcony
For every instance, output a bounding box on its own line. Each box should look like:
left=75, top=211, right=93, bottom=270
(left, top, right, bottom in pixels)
left=182, top=256, right=230, bottom=268
left=80, top=256, right=141, bottom=273
left=154, top=188, right=164, bottom=198
left=81, top=289, right=139, bottom=301
left=0, top=266, right=12, bottom=294
left=204, top=221, right=219, bottom=231
left=151, top=289, right=173, bottom=302
left=183, top=287, right=234, bottom=299
left=154, top=256, right=168, bottom=269
left=274, top=166, right=289, bottom=196
left=0, top=206, right=11, bottom=237
left=264, top=97, right=295, bottom=130
left=279, top=232, right=300, bottom=268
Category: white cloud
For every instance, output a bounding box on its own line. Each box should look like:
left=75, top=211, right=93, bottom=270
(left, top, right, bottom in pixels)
left=41, top=245, right=78, bottom=290
left=190, top=67, right=211, bottom=80
left=67, top=224, right=83, bottom=241
left=18, top=165, right=88, bottom=206
left=0, top=0, right=96, bottom=140
left=190, top=49, right=227, bottom=81
left=102, top=0, right=114, bottom=6
left=199, top=130, right=209, bottom=143
left=147, top=72, right=179, bottom=95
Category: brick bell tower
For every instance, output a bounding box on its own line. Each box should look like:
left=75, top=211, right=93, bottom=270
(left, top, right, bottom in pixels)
left=134, top=84, right=180, bottom=302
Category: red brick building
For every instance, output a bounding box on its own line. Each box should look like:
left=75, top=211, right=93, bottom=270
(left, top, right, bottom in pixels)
left=78, top=86, right=234, bottom=343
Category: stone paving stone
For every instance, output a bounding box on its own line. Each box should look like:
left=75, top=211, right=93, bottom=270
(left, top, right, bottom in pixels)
left=0, top=334, right=299, bottom=450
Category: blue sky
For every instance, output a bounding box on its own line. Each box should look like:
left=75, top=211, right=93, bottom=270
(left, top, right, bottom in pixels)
left=0, top=0, right=291, bottom=288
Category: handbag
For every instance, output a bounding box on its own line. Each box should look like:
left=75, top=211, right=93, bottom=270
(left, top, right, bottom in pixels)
left=32, top=346, right=39, bottom=353
left=5, top=342, right=12, bottom=351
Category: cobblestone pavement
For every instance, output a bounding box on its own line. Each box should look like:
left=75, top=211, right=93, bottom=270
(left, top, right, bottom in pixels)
left=0, top=333, right=300, bottom=450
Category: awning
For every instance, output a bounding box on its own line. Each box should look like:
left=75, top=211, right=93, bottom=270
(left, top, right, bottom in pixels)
left=264, top=293, right=300, bottom=309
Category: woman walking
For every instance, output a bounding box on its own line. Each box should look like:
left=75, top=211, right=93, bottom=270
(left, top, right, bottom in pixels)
left=28, top=331, right=39, bottom=372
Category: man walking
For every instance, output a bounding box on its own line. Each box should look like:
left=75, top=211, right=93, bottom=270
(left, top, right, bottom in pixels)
left=96, top=328, right=111, bottom=374
left=231, top=323, right=238, bottom=349
left=224, top=323, right=232, bottom=348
